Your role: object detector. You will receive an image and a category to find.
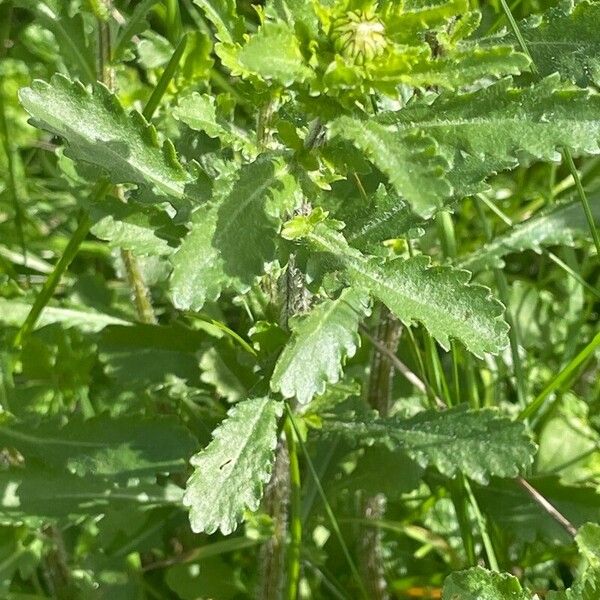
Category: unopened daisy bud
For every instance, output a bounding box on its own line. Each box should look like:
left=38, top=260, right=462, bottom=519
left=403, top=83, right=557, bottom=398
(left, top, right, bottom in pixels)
left=330, top=9, right=387, bottom=65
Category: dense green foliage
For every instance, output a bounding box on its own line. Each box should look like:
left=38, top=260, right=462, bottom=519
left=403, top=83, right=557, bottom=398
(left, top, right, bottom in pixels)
left=1, top=0, right=600, bottom=598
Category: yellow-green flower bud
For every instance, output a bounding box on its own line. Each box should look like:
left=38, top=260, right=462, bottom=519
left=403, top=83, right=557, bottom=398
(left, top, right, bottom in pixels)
left=330, top=9, right=387, bottom=65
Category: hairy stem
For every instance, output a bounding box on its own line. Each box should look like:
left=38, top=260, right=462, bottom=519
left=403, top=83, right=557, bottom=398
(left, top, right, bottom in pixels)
left=98, top=10, right=156, bottom=324
left=359, top=305, right=401, bottom=600
left=257, top=438, right=290, bottom=600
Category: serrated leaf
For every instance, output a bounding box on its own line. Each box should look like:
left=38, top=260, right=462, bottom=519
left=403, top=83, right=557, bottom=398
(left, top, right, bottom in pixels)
left=344, top=184, right=422, bottom=253
left=290, top=218, right=508, bottom=356
left=18, top=75, right=195, bottom=202
left=270, top=288, right=370, bottom=404
left=174, top=92, right=255, bottom=154
left=184, top=397, right=283, bottom=535
left=0, top=298, right=130, bottom=332
left=514, top=0, right=600, bottom=87
left=384, top=0, right=470, bottom=42
left=459, top=199, right=600, bottom=272
left=90, top=197, right=182, bottom=256
left=193, top=0, right=244, bottom=44
left=0, top=415, right=197, bottom=480
left=323, top=405, right=536, bottom=484
left=266, top=0, right=319, bottom=37
left=382, top=76, right=600, bottom=182
left=402, top=45, right=529, bottom=90
left=170, top=157, right=299, bottom=311
left=442, top=567, right=530, bottom=599
left=200, top=345, right=252, bottom=403
left=329, top=117, right=452, bottom=218
left=232, top=21, right=312, bottom=86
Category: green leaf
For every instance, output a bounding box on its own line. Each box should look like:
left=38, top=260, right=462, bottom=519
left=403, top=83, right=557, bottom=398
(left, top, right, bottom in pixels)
left=323, top=405, right=536, bottom=484
left=442, top=567, right=530, bottom=599
left=329, top=117, right=452, bottom=218
left=270, top=289, right=369, bottom=404
left=402, top=45, right=529, bottom=90
left=18, top=75, right=195, bottom=203
left=548, top=570, right=600, bottom=600
left=17, top=0, right=96, bottom=82
left=0, top=415, right=197, bottom=480
left=174, top=92, right=255, bottom=153
left=515, top=0, right=600, bottom=87
left=90, top=197, right=182, bottom=256
left=344, top=184, right=422, bottom=254
left=266, top=0, right=319, bottom=38
left=166, top=558, right=244, bottom=600
left=286, top=217, right=509, bottom=356
left=459, top=199, right=600, bottom=272
left=99, top=324, right=204, bottom=389
left=0, top=467, right=182, bottom=522
left=184, top=397, right=283, bottom=535
left=234, top=21, right=312, bottom=86
left=193, top=0, right=244, bottom=44
left=384, top=0, right=470, bottom=42
left=0, top=298, right=130, bottom=332
left=577, top=523, right=600, bottom=567
left=170, top=157, right=299, bottom=311
left=382, top=76, right=600, bottom=185
left=200, top=344, right=253, bottom=403
left=112, top=0, right=159, bottom=60
left=477, top=477, right=600, bottom=544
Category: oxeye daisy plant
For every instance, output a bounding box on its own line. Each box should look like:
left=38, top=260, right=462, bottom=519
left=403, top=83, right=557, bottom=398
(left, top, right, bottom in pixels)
left=0, top=0, right=600, bottom=597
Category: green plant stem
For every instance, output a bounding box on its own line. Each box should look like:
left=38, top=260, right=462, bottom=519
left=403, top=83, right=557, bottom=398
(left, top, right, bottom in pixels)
left=100, top=12, right=191, bottom=325
left=12, top=182, right=108, bottom=349
left=519, top=329, right=600, bottom=421
left=142, top=33, right=188, bottom=120
left=285, top=405, right=369, bottom=600
left=499, top=0, right=536, bottom=71
left=474, top=198, right=527, bottom=406
left=545, top=251, right=600, bottom=299
left=164, top=0, right=182, bottom=44
left=435, top=209, right=468, bottom=408
left=494, top=272, right=526, bottom=405
left=436, top=210, right=457, bottom=259
left=284, top=417, right=302, bottom=600
left=0, top=10, right=27, bottom=268
left=98, top=11, right=156, bottom=323
left=0, top=90, right=27, bottom=268
left=462, top=477, right=500, bottom=572
left=360, top=325, right=445, bottom=409
left=425, top=334, right=453, bottom=407
left=449, top=481, right=476, bottom=566
left=405, top=326, right=440, bottom=409
left=498, top=0, right=600, bottom=258
left=258, top=438, right=290, bottom=600
left=563, top=149, right=600, bottom=258
left=120, top=247, right=157, bottom=324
